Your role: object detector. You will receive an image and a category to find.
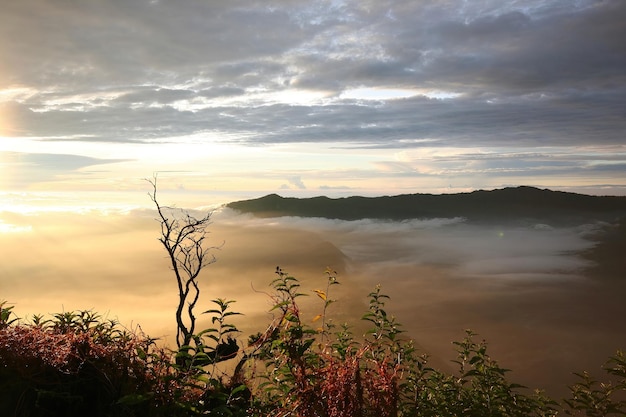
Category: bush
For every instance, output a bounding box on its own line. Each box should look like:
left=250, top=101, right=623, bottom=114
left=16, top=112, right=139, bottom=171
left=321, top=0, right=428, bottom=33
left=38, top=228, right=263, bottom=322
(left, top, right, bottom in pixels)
left=0, top=308, right=201, bottom=417
left=563, top=350, right=626, bottom=416
left=239, top=269, right=557, bottom=417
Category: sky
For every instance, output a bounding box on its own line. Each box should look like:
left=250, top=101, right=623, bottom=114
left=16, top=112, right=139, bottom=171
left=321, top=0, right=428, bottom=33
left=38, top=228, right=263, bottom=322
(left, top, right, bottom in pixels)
left=1, top=0, right=626, bottom=211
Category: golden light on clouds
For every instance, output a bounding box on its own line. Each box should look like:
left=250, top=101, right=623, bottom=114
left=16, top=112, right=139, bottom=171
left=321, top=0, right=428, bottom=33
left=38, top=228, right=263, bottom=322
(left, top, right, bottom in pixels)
left=0, top=87, right=36, bottom=137
left=0, top=220, right=31, bottom=233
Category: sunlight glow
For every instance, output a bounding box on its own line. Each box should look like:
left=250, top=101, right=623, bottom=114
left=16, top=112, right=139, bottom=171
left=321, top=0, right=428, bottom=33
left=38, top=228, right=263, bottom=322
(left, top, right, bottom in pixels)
left=223, top=88, right=333, bottom=107
left=340, top=88, right=461, bottom=101
left=340, top=88, right=418, bottom=100
left=0, top=222, right=31, bottom=233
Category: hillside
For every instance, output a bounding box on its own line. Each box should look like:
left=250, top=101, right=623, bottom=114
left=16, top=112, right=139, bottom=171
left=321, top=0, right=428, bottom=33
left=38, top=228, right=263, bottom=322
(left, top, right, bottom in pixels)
left=227, top=186, right=626, bottom=224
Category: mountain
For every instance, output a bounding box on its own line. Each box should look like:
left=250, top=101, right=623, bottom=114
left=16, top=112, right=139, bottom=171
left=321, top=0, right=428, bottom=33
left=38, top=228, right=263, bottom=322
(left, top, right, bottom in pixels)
left=226, top=186, right=626, bottom=224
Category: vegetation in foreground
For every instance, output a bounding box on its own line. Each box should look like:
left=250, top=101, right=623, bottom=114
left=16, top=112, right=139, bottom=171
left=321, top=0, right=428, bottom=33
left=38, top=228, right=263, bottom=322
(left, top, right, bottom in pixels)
left=1, top=269, right=625, bottom=416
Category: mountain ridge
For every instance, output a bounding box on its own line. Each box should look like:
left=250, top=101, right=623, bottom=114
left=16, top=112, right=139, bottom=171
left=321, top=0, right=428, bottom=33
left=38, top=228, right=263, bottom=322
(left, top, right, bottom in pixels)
left=226, top=186, right=626, bottom=224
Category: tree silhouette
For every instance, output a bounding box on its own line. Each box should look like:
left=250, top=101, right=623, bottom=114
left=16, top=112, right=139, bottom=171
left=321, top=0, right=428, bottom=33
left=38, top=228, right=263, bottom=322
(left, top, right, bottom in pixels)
left=147, top=175, right=219, bottom=348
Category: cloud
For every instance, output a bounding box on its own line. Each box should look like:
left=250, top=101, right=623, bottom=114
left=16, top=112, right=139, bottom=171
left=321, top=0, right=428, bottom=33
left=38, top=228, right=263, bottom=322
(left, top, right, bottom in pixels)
left=280, top=176, right=307, bottom=190
left=287, top=176, right=306, bottom=189
left=227, top=212, right=597, bottom=280
left=0, top=151, right=128, bottom=189
left=1, top=1, right=624, bottom=148
left=211, top=209, right=626, bottom=395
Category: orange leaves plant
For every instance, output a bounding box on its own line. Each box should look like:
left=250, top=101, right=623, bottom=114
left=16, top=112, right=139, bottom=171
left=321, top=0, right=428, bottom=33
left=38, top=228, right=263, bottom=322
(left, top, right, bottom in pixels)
left=0, top=310, right=201, bottom=416
left=243, top=268, right=409, bottom=417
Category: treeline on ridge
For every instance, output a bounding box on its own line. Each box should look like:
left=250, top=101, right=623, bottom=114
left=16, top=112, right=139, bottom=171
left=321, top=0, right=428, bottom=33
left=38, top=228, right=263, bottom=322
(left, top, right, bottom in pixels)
left=227, top=186, right=626, bottom=224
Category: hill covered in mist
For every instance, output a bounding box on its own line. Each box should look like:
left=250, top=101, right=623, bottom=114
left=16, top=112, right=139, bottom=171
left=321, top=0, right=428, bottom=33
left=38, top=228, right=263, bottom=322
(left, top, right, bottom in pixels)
left=227, top=186, right=626, bottom=225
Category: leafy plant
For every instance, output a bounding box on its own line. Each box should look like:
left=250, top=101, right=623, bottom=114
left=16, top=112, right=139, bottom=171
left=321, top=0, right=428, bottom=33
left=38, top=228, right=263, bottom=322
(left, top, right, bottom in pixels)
left=251, top=267, right=324, bottom=416
left=242, top=269, right=567, bottom=417
left=312, top=267, right=341, bottom=341
left=0, top=300, right=18, bottom=329
left=175, top=298, right=242, bottom=372
left=564, top=350, right=626, bottom=416
left=249, top=270, right=410, bottom=416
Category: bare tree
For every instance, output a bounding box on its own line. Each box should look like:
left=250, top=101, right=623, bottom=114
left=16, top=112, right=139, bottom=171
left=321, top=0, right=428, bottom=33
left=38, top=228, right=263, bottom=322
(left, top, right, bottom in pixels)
left=147, top=176, right=219, bottom=348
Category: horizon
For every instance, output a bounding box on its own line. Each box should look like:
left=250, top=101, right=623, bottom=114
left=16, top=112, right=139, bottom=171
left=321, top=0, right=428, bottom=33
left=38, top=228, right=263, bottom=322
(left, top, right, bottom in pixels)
left=2, top=183, right=626, bottom=219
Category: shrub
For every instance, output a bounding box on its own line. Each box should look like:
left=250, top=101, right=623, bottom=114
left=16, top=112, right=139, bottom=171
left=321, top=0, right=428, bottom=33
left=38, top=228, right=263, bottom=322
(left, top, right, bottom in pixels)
left=0, top=309, right=200, bottom=417
left=563, top=350, right=626, bottom=416
left=240, top=270, right=557, bottom=417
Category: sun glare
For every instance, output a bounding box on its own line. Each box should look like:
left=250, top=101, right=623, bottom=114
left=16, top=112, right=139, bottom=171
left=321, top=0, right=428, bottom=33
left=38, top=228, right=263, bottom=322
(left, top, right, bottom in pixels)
left=0, top=221, right=31, bottom=233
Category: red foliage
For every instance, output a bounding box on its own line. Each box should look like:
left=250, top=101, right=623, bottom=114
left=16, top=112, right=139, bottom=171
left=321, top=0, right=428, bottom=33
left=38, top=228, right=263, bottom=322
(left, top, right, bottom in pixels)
left=0, top=320, right=203, bottom=415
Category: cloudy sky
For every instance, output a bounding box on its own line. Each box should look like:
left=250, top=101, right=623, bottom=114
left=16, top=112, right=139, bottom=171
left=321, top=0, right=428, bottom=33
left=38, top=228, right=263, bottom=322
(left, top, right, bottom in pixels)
left=1, top=0, right=626, bottom=210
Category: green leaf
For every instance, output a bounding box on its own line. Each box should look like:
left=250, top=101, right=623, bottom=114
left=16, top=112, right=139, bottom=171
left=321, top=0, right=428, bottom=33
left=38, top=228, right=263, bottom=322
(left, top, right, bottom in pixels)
left=136, top=347, right=147, bottom=360
left=469, top=356, right=483, bottom=364
left=198, top=328, right=219, bottom=336
left=205, top=334, right=220, bottom=342
left=270, top=300, right=291, bottom=311
left=284, top=313, right=299, bottom=323
left=231, top=384, right=248, bottom=396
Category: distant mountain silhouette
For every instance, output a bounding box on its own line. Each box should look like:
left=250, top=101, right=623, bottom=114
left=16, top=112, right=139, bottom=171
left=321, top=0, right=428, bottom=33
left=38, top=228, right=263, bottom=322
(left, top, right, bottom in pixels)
left=227, top=186, right=626, bottom=225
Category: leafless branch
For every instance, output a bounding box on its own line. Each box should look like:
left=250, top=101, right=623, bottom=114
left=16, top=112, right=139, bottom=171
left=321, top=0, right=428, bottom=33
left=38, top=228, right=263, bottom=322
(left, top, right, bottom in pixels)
left=146, top=174, right=221, bottom=348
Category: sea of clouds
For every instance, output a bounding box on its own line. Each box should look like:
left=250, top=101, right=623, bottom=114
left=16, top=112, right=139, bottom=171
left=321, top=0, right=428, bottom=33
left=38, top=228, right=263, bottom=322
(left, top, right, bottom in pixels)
left=1, top=206, right=624, bottom=397
left=214, top=208, right=601, bottom=283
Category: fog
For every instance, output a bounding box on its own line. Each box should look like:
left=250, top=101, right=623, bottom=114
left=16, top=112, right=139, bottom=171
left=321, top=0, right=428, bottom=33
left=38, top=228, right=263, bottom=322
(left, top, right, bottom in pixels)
left=1, top=207, right=625, bottom=397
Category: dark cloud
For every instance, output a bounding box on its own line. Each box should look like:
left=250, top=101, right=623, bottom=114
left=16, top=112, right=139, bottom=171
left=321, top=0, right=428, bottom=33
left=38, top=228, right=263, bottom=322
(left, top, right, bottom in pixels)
left=198, top=86, right=247, bottom=99
left=0, top=1, right=315, bottom=87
